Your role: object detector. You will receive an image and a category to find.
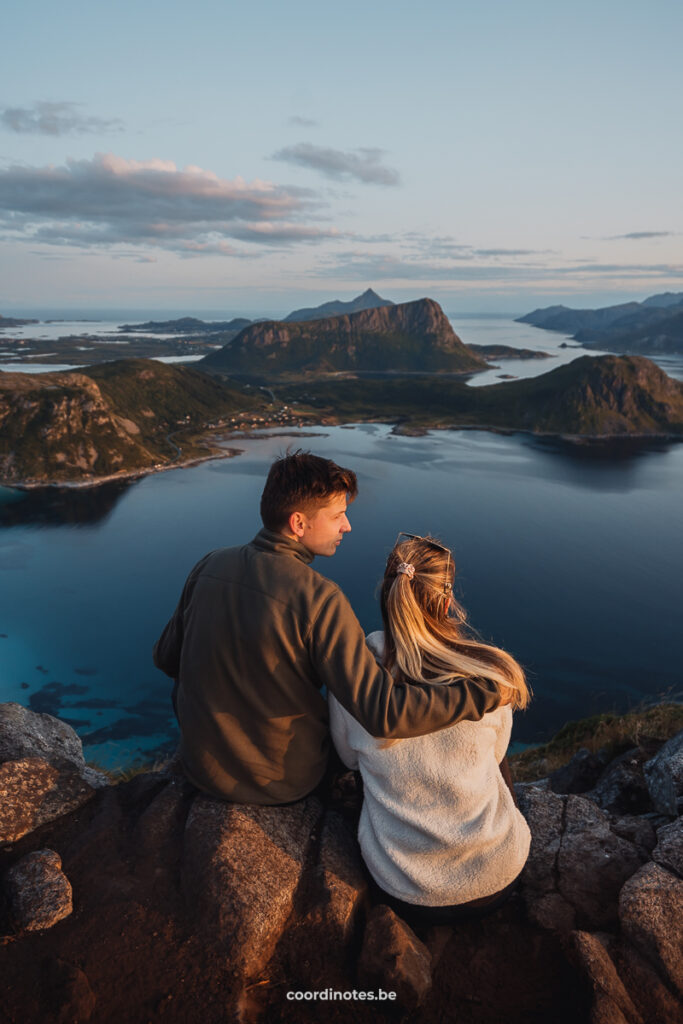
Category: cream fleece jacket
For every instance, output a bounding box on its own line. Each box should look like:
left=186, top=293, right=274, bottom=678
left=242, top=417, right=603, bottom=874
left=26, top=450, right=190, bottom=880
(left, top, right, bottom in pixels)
left=328, top=631, right=531, bottom=906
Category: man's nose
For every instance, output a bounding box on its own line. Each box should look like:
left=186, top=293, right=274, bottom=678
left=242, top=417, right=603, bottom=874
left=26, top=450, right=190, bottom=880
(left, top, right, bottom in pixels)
left=341, top=515, right=351, bottom=533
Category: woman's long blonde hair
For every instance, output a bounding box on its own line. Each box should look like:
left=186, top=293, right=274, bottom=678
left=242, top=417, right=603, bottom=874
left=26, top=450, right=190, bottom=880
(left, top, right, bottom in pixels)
left=380, top=536, right=530, bottom=710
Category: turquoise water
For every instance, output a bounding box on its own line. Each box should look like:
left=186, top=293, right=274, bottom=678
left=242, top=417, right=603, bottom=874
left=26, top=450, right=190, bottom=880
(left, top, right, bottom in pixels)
left=1, top=423, right=681, bottom=768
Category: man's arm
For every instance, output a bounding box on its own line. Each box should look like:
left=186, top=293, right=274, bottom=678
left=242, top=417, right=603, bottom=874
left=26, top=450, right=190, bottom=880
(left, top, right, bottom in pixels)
left=153, top=553, right=212, bottom=679
left=309, top=587, right=502, bottom=739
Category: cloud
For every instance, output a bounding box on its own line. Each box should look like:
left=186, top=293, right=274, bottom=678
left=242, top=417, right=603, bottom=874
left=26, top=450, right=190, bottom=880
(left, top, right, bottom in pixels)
left=0, top=101, right=123, bottom=136
left=271, top=143, right=401, bottom=185
left=606, top=231, right=675, bottom=240
left=289, top=115, right=318, bottom=128
left=314, top=250, right=683, bottom=284
left=0, top=152, right=342, bottom=257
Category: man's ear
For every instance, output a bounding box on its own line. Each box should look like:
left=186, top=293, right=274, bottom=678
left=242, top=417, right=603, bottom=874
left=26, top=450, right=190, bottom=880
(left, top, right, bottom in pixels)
left=288, top=510, right=306, bottom=539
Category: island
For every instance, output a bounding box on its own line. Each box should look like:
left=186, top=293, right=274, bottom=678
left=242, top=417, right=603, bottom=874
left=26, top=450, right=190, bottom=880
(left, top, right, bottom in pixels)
left=1, top=352, right=682, bottom=487
left=518, top=291, right=683, bottom=355
left=0, top=314, right=39, bottom=329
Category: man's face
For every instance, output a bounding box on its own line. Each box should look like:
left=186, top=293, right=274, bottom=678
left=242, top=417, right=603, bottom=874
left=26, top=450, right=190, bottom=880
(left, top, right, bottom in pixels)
left=299, top=493, right=352, bottom=557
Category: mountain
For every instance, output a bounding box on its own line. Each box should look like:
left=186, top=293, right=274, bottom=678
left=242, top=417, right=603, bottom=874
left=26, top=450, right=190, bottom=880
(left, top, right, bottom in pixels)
left=280, top=355, right=683, bottom=438
left=283, top=288, right=394, bottom=322
left=517, top=292, right=683, bottom=354
left=201, top=298, right=487, bottom=376
left=0, top=359, right=266, bottom=486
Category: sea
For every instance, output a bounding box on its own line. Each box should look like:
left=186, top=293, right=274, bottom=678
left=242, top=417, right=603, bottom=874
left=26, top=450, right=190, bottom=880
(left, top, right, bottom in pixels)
left=1, top=313, right=681, bottom=768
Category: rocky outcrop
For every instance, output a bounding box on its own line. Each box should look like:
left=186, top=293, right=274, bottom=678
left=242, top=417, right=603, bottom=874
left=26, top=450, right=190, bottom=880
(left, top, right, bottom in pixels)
left=201, top=297, right=487, bottom=376
left=1, top=704, right=681, bottom=1023
left=0, top=703, right=107, bottom=842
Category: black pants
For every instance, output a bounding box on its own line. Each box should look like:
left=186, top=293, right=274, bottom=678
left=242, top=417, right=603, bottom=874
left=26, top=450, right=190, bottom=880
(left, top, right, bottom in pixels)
left=368, top=755, right=523, bottom=928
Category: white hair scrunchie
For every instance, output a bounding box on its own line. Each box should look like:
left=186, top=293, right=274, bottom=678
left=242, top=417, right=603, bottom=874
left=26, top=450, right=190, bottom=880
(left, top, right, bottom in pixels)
left=397, top=562, right=415, bottom=579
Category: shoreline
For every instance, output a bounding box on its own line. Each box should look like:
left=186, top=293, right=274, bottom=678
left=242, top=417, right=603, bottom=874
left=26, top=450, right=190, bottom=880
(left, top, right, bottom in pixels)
left=2, top=418, right=682, bottom=491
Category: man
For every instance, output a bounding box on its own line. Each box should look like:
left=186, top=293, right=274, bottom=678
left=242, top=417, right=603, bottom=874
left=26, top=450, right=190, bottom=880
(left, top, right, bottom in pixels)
left=153, top=450, right=502, bottom=805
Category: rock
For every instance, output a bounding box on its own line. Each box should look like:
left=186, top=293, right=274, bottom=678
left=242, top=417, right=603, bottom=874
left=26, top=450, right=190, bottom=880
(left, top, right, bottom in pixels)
left=133, top=776, right=195, bottom=858
left=0, top=702, right=85, bottom=769
left=567, top=930, right=643, bottom=1024
left=302, top=808, right=367, bottom=961
left=182, top=794, right=324, bottom=983
left=608, top=816, right=657, bottom=861
left=612, top=941, right=683, bottom=1024
left=558, top=796, right=643, bottom=930
left=517, top=785, right=577, bottom=931
left=619, top=861, right=683, bottom=998
left=652, top=818, right=683, bottom=876
left=4, top=849, right=73, bottom=931
left=517, top=787, right=642, bottom=932
left=358, top=904, right=432, bottom=1010
left=550, top=747, right=609, bottom=794
left=643, top=730, right=683, bottom=816
left=0, top=757, right=98, bottom=843
left=588, top=748, right=652, bottom=815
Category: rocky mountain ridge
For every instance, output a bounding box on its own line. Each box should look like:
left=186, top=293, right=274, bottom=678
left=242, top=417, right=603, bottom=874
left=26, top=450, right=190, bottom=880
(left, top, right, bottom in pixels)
left=201, top=298, right=487, bottom=376
left=1, top=701, right=681, bottom=1023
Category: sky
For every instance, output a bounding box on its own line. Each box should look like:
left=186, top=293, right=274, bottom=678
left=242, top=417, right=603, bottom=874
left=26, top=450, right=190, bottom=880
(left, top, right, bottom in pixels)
left=1, top=0, right=682, bottom=316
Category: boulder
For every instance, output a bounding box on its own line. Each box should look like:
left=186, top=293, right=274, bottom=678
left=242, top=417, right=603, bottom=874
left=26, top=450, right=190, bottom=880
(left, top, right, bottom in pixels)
left=0, top=702, right=108, bottom=789
left=0, top=702, right=85, bottom=768
left=652, top=818, right=683, bottom=876
left=607, top=816, right=657, bottom=861
left=4, top=849, right=73, bottom=931
left=517, top=787, right=643, bottom=932
left=302, top=808, right=368, bottom=954
left=0, top=757, right=98, bottom=844
left=612, top=940, right=683, bottom=1024
left=619, top=861, right=683, bottom=998
left=550, top=747, right=608, bottom=794
left=557, top=795, right=643, bottom=929
left=182, top=794, right=324, bottom=983
left=643, top=731, right=683, bottom=816
left=358, top=904, right=432, bottom=1010
left=588, top=748, right=652, bottom=815
left=567, top=930, right=643, bottom=1024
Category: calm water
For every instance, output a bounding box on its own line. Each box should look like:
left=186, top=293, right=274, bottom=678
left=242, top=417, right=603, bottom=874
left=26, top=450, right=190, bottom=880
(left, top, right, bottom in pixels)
left=1, top=425, right=681, bottom=768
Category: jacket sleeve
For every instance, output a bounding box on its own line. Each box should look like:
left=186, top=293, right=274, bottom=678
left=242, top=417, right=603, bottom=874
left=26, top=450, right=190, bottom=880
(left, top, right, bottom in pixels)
left=153, top=553, right=211, bottom=679
left=328, top=694, right=360, bottom=771
left=309, top=586, right=502, bottom=739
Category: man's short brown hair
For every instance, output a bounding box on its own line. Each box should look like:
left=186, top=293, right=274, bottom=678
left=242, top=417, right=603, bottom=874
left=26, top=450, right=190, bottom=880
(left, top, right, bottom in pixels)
left=260, top=449, right=358, bottom=532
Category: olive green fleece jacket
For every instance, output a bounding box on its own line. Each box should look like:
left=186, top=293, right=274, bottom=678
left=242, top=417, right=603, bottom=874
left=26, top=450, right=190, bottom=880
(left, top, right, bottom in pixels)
left=153, top=527, right=502, bottom=805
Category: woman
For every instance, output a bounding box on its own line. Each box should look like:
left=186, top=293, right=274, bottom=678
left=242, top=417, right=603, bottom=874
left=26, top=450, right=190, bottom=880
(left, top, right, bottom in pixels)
left=328, top=533, right=532, bottom=927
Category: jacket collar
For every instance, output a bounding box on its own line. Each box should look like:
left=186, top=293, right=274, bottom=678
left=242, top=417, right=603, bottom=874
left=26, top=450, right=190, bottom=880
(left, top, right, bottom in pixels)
left=250, top=526, right=315, bottom=566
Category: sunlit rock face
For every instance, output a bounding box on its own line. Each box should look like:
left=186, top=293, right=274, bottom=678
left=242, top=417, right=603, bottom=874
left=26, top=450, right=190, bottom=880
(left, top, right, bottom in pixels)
left=0, top=702, right=681, bottom=1023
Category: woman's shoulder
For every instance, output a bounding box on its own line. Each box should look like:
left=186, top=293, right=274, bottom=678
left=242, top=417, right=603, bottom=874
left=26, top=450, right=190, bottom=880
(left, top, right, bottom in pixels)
left=366, top=630, right=385, bottom=658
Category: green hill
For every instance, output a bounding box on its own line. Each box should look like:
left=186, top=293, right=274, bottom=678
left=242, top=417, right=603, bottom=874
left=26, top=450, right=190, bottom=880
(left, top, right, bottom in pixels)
left=0, top=359, right=266, bottom=486
left=280, top=355, right=683, bottom=437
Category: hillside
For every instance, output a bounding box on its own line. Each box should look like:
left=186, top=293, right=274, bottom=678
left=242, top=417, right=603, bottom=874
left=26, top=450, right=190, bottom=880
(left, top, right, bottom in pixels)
left=279, top=355, right=683, bottom=437
left=201, top=297, right=487, bottom=376
left=284, top=287, right=393, bottom=322
left=517, top=292, right=683, bottom=355
left=0, top=359, right=267, bottom=486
